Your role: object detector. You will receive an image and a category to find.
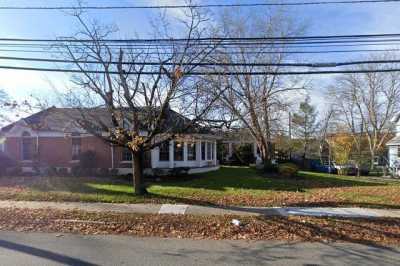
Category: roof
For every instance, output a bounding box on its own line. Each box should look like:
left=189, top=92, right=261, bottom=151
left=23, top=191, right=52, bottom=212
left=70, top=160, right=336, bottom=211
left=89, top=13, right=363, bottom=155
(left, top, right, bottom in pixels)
left=387, top=135, right=400, bottom=146
left=391, top=112, right=400, bottom=124
left=218, top=128, right=255, bottom=143
left=1, top=107, right=210, bottom=135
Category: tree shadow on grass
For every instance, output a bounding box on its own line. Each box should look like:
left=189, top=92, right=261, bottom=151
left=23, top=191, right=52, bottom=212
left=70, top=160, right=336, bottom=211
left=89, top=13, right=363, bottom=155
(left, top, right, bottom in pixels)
left=0, top=167, right=396, bottom=194
left=150, top=167, right=394, bottom=192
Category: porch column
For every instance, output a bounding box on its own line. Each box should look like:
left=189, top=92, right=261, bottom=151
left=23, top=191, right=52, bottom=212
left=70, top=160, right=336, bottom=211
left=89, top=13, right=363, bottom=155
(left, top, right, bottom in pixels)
left=213, top=140, right=217, bottom=166
left=151, top=148, right=158, bottom=168
left=205, top=141, right=208, bottom=161
left=169, top=140, right=174, bottom=168
left=110, top=144, right=114, bottom=169
left=253, top=142, right=258, bottom=158
left=183, top=142, right=188, bottom=163
left=196, top=140, right=202, bottom=167
left=228, top=142, right=233, bottom=158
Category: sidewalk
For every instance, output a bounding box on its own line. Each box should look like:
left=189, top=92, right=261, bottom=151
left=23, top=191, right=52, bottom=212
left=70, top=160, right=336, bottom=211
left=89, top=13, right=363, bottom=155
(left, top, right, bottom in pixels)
left=1, top=200, right=400, bottom=218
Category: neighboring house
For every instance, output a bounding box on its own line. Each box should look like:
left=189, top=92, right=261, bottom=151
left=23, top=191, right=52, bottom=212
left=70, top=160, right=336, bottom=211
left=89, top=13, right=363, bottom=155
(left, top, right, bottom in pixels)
left=0, top=107, right=220, bottom=175
left=387, top=112, right=400, bottom=175
left=219, top=128, right=260, bottom=163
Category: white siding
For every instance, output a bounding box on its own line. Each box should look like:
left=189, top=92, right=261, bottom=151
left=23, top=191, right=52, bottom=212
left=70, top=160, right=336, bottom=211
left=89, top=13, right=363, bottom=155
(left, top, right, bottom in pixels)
left=389, top=146, right=398, bottom=167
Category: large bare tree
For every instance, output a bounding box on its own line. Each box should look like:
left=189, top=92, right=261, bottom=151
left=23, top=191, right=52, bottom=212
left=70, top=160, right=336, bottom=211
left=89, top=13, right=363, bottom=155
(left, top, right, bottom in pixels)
left=60, top=6, right=222, bottom=195
left=329, top=56, right=400, bottom=169
left=205, top=8, right=307, bottom=166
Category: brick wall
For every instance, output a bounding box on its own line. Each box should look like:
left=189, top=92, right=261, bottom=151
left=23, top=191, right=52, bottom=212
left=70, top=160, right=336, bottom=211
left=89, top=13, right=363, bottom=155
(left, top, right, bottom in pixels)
left=5, top=135, right=114, bottom=169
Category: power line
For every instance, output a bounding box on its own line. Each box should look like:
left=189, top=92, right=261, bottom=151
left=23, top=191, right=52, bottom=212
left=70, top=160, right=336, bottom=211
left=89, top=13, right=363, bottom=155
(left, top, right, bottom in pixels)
left=0, top=47, right=398, bottom=55
left=0, top=64, right=399, bottom=75
left=2, top=39, right=400, bottom=48
left=2, top=33, right=400, bottom=43
left=0, top=0, right=399, bottom=10
left=1, top=55, right=400, bottom=68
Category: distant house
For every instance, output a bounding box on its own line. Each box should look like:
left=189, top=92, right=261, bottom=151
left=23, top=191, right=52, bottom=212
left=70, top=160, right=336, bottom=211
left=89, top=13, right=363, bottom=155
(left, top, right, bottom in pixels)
left=218, top=129, right=260, bottom=164
left=0, top=107, right=220, bottom=175
left=387, top=112, right=400, bottom=175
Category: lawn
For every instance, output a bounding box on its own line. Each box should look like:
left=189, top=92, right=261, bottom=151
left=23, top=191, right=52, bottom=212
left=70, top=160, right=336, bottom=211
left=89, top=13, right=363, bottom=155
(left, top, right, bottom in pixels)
left=0, top=166, right=399, bottom=208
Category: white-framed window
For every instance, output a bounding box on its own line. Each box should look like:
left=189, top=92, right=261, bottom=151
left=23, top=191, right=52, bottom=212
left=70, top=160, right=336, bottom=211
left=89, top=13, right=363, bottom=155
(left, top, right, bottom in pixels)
left=207, top=142, right=212, bottom=160
left=122, top=147, right=132, bottom=161
left=71, top=133, right=81, bottom=160
left=201, top=142, right=206, bottom=160
left=187, top=142, right=196, bottom=161
left=174, top=142, right=184, bottom=161
left=0, top=138, right=5, bottom=152
left=22, top=131, right=35, bottom=161
left=159, top=141, right=170, bottom=161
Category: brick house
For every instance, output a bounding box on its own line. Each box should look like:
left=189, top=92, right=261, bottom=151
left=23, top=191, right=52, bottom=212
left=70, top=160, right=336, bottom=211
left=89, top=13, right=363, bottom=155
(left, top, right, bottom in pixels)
left=0, top=107, right=220, bottom=175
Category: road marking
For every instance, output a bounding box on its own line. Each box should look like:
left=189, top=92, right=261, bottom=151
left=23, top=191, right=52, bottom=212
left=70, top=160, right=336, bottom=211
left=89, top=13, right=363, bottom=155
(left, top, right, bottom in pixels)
left=158, top=204, right=188, bottom=215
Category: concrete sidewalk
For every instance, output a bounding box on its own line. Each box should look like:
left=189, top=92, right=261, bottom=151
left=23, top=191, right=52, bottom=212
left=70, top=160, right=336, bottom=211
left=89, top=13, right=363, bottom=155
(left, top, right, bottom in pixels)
left=1, top=200, right=400, bottom=218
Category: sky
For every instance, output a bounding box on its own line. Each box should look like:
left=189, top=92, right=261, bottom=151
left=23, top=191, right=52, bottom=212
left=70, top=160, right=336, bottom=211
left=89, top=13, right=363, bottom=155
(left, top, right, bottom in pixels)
left=0, top=0, right=400, bottom=118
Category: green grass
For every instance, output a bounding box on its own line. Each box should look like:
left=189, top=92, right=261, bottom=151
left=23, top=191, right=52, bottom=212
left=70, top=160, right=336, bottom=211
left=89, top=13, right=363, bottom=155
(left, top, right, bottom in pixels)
left=0, top=166, right=400, bottom=208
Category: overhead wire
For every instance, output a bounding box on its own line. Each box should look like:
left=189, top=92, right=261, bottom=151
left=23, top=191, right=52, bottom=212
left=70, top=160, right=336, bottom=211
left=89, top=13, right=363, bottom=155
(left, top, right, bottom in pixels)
left=0, top=0, right=399, bottom=10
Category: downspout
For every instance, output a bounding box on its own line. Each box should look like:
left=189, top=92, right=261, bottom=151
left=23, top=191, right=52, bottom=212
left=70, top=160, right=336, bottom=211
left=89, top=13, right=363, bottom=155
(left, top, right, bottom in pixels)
left=111, top=145, right=114, bottom=169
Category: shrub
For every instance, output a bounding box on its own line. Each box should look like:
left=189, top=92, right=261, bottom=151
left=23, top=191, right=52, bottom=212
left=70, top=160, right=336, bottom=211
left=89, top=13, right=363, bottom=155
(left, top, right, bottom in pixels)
left=278, top=163, right=299, bottom=178
left=71, top=166, right=82, bottom=177
left=0, top=152, right=17, bottom=176
left=44, top=166, right=58, bottom=176
left=58, top=167, right=69, bottom=176
left=79, top=151, right=96, bottom=169
left=97, top=168, right=109, bottom=177
left=170, top=167, right=190, bottom=177
left=6, top=166, right=22, bottom=176
left=263, top=161, right=277, bottom=173
left=109, top=168, right=119, bottom=176
left=236, top=144, right=256, bottom=165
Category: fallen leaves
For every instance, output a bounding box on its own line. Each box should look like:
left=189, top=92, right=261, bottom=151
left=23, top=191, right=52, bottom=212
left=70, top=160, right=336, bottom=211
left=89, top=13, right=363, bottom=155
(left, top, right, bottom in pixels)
left=0, top=208, right=398, bottom=246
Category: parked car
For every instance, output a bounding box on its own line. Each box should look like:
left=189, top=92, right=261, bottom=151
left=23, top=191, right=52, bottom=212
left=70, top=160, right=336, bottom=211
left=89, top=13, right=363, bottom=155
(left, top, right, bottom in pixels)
left=332, top=161, right=369, bottom=176
left=310, top=160, right=337, bottom=174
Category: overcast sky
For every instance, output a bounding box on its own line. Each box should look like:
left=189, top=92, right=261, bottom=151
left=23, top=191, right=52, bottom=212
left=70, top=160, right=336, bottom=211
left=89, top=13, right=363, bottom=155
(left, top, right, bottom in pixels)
left=0, top=0, right=399, bottom=116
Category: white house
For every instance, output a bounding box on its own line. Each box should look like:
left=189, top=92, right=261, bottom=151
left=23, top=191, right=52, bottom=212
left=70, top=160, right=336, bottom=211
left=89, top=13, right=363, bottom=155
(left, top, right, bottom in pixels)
left=386, top=112, right=400, bottom=175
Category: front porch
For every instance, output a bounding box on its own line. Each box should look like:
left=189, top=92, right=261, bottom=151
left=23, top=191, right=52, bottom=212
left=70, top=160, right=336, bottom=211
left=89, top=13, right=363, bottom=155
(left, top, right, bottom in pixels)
left=116, top=135, right=219, bottom=175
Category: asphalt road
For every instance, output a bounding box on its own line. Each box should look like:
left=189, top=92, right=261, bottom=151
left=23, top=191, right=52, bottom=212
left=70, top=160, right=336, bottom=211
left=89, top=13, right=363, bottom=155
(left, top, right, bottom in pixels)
left=0, top=231, right=398, bottom=266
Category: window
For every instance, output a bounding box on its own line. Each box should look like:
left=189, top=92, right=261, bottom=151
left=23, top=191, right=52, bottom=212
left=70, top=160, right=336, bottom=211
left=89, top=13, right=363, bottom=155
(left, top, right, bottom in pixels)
left=0, top=138, right=4, bottom=152
left=122, top=148, right=132, bottom=161
left=187, top=142, right=196, bottom=161
left=207, top=142, right=212, bottom=160
left=201, top=142, right=206, bottom=160
left=174, top=142, right=184, bottom=161
left=159, top=141, right=170, bottom=161
left=22, top=132, right=34, bottom=161
left=71, top=134, right=81, bottom=160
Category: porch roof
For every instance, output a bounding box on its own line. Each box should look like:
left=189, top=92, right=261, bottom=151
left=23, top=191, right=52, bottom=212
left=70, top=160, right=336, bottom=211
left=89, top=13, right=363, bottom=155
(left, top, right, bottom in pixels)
left=387, top=136, right=400, bottom=146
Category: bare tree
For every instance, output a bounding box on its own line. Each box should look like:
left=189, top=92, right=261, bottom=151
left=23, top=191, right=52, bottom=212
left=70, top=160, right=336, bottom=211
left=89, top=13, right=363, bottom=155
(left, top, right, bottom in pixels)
left=205, top=8, right=307, bottom=167
left=329, top=55, right=400, bottom=169
left=59, top=6, right=222, bottom=195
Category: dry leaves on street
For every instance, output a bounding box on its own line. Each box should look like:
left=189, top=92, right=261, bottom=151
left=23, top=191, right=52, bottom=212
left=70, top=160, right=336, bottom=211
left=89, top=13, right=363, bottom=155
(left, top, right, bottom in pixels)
left=0, top=207, right=399, bottom=246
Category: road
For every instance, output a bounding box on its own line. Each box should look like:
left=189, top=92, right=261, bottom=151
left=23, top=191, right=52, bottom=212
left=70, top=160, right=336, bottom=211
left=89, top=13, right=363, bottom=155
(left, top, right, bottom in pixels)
left=0, top=231, right=398, bottom=266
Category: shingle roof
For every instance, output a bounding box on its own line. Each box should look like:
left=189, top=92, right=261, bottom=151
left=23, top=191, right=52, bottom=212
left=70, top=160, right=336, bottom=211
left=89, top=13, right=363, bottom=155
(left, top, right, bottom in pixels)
left=1, top=107, right=210, bottom=134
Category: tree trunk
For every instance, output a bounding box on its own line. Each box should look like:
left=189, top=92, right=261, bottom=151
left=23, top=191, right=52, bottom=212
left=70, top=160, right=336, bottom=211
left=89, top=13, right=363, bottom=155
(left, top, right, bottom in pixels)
left=370, top=149, right=375, bottom=171
left=259, top=139, right=274, bottom=171
left=132, top=150, right=147, bottom=195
